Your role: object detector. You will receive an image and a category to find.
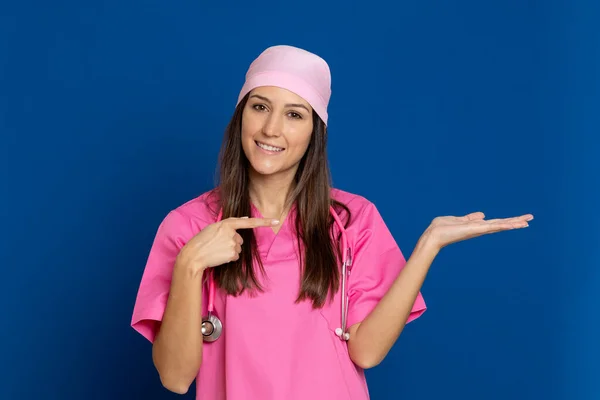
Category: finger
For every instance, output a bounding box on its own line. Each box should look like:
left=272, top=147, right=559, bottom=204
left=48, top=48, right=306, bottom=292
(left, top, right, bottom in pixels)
left=234, top=233, right=243, bottom=245
left=225, top=217, right=280, bottom=229
left=486, top=214, right=533, bottom=224
left=474, top=220, right=529, bottom=234
left=235, top=243, right=242, bottom=254
left=462, top=212, right=485, bottom=221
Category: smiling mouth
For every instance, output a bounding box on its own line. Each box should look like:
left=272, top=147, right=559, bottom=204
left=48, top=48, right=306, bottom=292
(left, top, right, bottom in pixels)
left=255, top=141, right=285, bottom=152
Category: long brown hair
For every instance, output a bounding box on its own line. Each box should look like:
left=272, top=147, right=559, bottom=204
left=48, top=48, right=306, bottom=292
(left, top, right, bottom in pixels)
left=208, top=93, right=351, bottom=309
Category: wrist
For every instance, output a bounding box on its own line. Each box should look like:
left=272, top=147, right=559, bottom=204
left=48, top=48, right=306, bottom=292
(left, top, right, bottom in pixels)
left=415, top=230, right=441, bottom=257
left=174, top=254, right=207, bottom=279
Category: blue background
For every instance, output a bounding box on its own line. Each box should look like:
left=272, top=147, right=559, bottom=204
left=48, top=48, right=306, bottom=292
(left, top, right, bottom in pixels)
left=1, top=1, right=598, bottom=399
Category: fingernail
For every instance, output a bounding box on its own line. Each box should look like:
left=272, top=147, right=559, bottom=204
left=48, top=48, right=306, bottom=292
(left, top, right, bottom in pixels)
left=241, top=216, right=249, bottom=219
left=272, top=220, right=280, bottom=225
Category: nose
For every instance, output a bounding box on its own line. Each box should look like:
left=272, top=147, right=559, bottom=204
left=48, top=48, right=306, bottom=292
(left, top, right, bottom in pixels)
left=262, top=113, right=283, bottom=138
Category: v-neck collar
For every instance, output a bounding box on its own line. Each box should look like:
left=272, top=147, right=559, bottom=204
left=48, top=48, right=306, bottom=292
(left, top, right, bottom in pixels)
left=250, top=203, right=296, bottom=260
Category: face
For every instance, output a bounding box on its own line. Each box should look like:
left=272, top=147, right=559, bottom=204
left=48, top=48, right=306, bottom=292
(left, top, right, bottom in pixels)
left=241, top=86, right=314, bottom=179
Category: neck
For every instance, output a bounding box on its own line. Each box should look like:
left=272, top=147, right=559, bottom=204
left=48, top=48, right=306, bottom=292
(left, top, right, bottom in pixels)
left=248, top=169, right=297, bottom=219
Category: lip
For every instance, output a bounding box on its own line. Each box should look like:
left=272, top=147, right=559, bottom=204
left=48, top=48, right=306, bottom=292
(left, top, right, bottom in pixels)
left=255, top=140, right=285, bottom=155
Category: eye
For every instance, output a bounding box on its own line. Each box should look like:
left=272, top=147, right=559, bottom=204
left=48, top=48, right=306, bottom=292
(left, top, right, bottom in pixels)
left=252, top=104, right=267, bottom=112
left=288, top=112, right=302, bottom=119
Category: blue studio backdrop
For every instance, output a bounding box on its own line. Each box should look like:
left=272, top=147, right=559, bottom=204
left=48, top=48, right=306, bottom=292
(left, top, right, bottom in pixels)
left=1, top=1, right=598, bottom=399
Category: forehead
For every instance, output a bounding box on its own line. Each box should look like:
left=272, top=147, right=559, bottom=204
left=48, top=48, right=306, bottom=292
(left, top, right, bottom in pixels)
left=249, top=86, right=312, bottom=109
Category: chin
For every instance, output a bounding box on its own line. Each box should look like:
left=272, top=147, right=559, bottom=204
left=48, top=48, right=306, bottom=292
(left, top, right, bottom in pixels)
left=249, top=163, right=284, bottom=177
left=245, top=155, right=283, bottom=177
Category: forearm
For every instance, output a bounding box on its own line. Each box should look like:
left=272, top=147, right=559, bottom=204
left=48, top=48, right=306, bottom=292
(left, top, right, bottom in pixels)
left=348, top=235, right=439, bottom=368
left=152, top=262, right=205, bottom=394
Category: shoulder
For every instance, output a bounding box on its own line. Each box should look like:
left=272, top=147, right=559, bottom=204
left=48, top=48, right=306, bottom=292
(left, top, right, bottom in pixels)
left=330, top=188, right=400, bottom=255
left=330, top=188, right=385, bottom=229
left=330, top=187, right=380, bottom=215
left=157, top=188, right=220, bottom=237
left=173, top=188, right=220, bottom=223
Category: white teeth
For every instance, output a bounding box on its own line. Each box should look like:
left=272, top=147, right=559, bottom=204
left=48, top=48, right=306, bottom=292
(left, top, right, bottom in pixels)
left=257, top=142, right=284, bottom=152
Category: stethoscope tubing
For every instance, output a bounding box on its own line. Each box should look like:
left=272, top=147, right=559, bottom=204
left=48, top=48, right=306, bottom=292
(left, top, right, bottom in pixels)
left=202, top=206, right=352, bottom=342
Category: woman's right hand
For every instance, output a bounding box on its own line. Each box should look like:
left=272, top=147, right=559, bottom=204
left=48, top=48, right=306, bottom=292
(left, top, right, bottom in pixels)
left=176, top=217, right=280, bottom=273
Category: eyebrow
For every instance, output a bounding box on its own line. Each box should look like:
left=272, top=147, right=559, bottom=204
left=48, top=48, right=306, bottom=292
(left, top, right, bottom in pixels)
left=249, top=94, right=310, bottom=112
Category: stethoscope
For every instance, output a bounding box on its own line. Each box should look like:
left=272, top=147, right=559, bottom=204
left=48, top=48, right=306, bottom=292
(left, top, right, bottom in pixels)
left=201, top=206, right=353, bottom=342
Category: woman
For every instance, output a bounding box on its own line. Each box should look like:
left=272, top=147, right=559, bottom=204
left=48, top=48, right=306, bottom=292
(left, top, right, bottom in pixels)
left=131, top=45, right=533, bottom=399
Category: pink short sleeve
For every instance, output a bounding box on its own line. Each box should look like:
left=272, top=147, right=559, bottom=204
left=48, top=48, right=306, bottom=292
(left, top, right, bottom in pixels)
left=346, top=202, right=427, bottom=329
left=130, top=209, right=193, bottom=343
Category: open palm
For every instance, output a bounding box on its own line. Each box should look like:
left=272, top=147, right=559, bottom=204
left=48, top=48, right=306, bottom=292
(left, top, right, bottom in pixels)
left=425, top=212, right=533, bottom=249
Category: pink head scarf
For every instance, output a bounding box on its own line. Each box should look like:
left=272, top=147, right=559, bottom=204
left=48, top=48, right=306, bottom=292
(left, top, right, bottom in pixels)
left=236, top=45, right=332, bottom=125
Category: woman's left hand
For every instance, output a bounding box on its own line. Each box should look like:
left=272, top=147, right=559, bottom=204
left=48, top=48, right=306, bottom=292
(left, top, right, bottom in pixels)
left=422, top=212, right=534, bottom=251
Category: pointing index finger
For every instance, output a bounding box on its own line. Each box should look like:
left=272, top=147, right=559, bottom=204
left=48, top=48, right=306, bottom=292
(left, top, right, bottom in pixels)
left=225, top=217, right=280, bottom=229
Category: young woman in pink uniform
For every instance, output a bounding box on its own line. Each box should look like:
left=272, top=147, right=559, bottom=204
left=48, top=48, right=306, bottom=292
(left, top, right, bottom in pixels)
left=131, top=45, right=533, bottom=399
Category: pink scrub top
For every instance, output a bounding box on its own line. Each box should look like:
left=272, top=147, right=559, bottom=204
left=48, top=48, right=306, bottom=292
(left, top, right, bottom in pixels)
left=131, top=188, right=426, bottom=400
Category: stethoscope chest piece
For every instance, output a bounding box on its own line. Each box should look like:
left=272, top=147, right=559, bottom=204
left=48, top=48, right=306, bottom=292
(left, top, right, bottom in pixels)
left=202, top=313, right=222, bottom=342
